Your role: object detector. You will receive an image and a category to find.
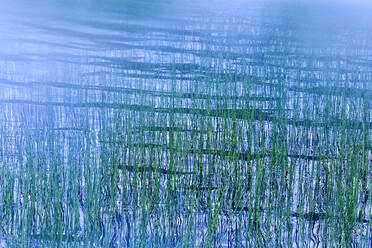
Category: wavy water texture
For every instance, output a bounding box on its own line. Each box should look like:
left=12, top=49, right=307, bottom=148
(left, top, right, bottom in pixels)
left=0, top=0, right=371, bottom=247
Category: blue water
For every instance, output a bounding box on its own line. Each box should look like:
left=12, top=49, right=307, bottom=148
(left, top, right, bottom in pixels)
left=0, top=0, right=371, bottom=247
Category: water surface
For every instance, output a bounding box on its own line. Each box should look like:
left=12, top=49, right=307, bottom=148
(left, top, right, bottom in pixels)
left=0, top=0, right=371, bottom=247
